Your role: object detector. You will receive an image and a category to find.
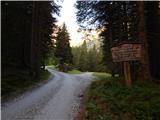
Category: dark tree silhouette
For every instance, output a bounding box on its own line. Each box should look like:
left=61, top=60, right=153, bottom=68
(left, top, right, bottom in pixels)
left=1, top=1, right=60, bottom=97
left=55, top=23, right=73, bottom=72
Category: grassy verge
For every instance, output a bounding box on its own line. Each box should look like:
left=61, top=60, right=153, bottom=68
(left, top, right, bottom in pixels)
left=93, top=72, right=111, bottom=80
left=46, top=65, right=59, bottom=70
left=39, top=69, right=51, bottom=82
left=68, top=69, right=82, bottom=74
left=86, top=73, right=160, bottom=120
left=2, top=69, right=51, bottom=101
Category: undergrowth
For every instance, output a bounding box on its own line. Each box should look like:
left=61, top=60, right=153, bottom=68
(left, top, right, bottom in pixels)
left=2, top=68, right=51, bottom=101
left=86, top=74, right=160, bottom=120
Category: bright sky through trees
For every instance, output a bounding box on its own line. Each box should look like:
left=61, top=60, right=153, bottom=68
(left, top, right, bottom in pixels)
left=56, top=0, right=83, bottom=46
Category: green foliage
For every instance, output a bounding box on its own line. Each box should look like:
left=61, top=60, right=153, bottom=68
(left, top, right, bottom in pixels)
left=46, top=57, right=56, bottom=65
left=45, top=53, right=59, bottom=66
left=39, top=69, right=51, bottom=81
left=87, top=45, right=98, bottom=71
left=72, top=40, right=106, bottom=72
left=86, top=75, right=160, bottom=120
left=77, top=40, right=88, bottom=71
left=93, top=72, right=111, bottom=80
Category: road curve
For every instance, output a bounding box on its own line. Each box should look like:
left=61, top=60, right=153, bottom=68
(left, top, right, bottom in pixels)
left=2, top=69, right=94, bottom=120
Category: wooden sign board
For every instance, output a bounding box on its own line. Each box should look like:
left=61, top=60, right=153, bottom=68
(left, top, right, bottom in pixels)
left=111, top=44, right=142, bottom=62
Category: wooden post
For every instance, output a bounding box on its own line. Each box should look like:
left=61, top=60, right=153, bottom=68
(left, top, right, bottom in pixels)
left=124, top=61, right=132, bottom=87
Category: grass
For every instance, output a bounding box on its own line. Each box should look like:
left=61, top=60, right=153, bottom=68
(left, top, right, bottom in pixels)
left=2, top=69, right=51, bottom=101
left=93, top=72, right=111, bottom=80
left=39, top=69, right=51, bottom=81
left=85, top=73, right=160, bottom=120
left=68, top=69, right=82, bottom=74
left=46, top=65, right=58, bottom=70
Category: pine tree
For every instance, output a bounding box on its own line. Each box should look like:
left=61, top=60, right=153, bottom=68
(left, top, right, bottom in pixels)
left=55, top=23, right=73, bottom=72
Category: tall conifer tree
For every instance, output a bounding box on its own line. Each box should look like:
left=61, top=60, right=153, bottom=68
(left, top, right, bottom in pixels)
left=55, top=23, right=73, bottom=71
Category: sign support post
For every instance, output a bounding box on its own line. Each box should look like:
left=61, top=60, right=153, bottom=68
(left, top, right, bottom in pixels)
left=123, top=61, right=132, bottom=87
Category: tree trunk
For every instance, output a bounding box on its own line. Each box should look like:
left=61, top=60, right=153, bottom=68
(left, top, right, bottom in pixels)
left=30, top=2, right=40, bottom=80
left=30, top=2, right=35, bottom=79
left=137, top=1, right=151, bottom=81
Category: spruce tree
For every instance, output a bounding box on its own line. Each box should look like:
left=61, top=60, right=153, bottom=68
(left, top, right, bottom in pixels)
left=55, top=23, right=73, bottom=72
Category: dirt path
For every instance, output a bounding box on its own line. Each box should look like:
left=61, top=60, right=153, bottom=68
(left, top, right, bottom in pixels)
left=2, top=68, right=94, bottom=120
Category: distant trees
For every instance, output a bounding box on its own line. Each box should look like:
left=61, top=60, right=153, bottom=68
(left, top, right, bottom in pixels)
left=76, top=40, right=88, bottom=71
left=87, top=44, right=102, bottom=72
left=55, top=23, right=73, bottom=72
left=72, top=40, right=105, bottom=72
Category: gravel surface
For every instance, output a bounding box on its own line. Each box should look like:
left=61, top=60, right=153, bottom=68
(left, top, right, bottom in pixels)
left=2, top=68, right=94, bottom=120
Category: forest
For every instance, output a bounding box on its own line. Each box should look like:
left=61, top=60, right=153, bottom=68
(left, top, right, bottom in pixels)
left=2, top=0, right=160, bottom=100
left=1, top=1, right=160, bottom=120
left=75, top=1, right=160, bottom=119
left=76, top=1, right=160, bottom=80
left=1, top=1, right=60, bottom=99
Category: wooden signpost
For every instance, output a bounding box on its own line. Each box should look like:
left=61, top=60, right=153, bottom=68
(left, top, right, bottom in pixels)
left=111, top=43, right=142, bottom=87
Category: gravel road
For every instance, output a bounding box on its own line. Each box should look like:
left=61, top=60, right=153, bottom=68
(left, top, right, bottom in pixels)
left=1, top=68, right=94, bottom=120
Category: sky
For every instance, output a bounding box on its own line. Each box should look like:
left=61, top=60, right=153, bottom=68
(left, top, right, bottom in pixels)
left=56, top=0, right=84, bottom=46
